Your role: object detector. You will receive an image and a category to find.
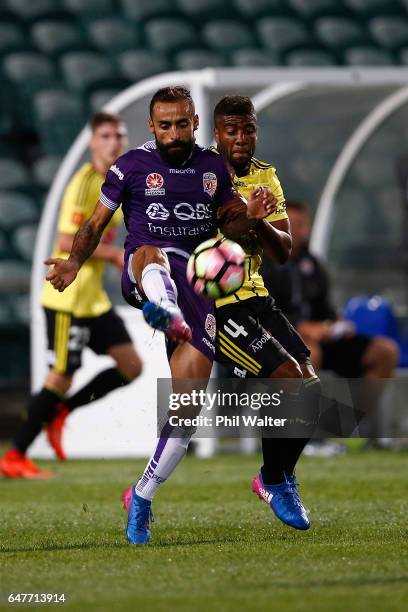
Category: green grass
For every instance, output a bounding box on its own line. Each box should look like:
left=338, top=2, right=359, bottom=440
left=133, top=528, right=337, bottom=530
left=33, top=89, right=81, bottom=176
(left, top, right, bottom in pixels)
left=0, top=452, right=407, bottom=611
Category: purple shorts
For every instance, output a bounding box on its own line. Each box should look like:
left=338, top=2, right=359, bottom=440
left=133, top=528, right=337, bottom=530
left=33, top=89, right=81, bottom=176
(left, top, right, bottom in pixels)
left=122, top=250, right=216, bottom=363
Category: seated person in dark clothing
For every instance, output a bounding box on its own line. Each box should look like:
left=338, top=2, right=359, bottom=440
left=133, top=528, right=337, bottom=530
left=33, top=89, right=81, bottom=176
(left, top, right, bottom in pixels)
left=261, top=201, right=399, bottom=450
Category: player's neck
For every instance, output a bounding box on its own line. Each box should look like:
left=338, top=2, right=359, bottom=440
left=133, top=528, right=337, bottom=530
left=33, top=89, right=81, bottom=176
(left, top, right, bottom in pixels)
left=92, top=158, right=110, bottom=176
left=234, top=164, right=251, bottom=178
left=232, top=163, right=251, bottom=178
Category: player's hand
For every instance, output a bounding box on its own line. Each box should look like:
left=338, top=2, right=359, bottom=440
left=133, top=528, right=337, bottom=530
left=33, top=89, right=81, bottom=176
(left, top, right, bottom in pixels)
left=44, top=258, right=79, bottom=292
left=247, top=187, right=277, bottom=220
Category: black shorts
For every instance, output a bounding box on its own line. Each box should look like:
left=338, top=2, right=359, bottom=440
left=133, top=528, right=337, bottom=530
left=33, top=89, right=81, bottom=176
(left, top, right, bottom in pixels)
left=44, top=307, right=132, bottom=375
left=320, top=335, right=371, bottom=378
left=215, top=296, right=311, bottom=378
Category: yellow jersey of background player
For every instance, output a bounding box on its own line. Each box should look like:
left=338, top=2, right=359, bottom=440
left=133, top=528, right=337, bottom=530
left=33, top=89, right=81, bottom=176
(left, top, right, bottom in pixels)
left=0, top=112, right=142, bottom=480
left=41, top=162, right=123, bottom=317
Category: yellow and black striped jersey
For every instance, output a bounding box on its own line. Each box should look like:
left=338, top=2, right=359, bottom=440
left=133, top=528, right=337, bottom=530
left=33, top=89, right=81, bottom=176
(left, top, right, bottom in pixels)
left=42, top=162, right=123, bottom=317
left=208, top=148, right=287, bottom=307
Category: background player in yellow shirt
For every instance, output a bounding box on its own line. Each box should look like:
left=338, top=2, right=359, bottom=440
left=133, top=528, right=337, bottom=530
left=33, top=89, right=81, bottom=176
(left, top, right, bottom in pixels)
left=1, top=112, right=142, bottom=479
left=213, top=96, right=321, bottom=530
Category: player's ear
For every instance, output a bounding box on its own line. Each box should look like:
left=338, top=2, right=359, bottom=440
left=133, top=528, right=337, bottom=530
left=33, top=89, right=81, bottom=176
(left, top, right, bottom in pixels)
left=148, top=117, right=154, bottom=133
left=193, top=114, right=199, bottom=131
left=214, top=127, right=220, bottom=145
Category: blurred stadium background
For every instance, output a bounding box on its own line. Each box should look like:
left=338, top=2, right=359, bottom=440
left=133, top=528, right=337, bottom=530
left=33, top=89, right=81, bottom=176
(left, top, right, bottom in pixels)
left=1, top=0, right=408, bottom=452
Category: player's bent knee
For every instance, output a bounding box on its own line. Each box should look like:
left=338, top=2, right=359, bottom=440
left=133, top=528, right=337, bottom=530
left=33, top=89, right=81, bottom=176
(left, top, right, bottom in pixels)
left=122, top=359, right=143, bottom=381
left=131, top=245, right=170, bottom=285
left=269, top=358, right=303, bottom=395
left=271, top=357, right=303, bottom=380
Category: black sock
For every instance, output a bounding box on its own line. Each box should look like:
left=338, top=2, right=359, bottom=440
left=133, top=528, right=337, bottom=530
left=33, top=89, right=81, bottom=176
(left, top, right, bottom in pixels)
left=261, top=380, right=323, bottom=484
left=261, top=437, right=288, bottom=484
left=65, top=368, right=130, bottom=413
left=260, top=391, right=299, bottom=484
left=13, top=387, right=61, bottom=453
left=261, top=437, right=312, bottom=484
left=281, top=378, right=323, bottom=476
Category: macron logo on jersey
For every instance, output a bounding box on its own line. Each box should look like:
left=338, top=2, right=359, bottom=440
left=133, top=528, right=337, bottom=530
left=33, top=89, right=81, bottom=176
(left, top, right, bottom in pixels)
left=110, top=164, right=124, bottom=181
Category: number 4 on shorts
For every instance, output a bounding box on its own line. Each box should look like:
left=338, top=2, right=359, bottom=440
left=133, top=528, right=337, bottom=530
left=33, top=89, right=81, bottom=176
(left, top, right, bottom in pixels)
left=223, top=319, right=248, bottom=338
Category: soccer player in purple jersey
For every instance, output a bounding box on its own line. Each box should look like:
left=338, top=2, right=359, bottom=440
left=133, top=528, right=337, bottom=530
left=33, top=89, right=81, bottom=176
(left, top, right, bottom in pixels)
left=45, top=87, right=276, bottom=544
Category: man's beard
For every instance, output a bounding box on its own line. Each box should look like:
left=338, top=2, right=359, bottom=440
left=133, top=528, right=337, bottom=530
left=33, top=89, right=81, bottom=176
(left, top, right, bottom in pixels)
left=156, top=137, right=195, bottom=167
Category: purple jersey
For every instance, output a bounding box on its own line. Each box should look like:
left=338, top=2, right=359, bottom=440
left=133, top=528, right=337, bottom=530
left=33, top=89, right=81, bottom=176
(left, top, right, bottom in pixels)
left=100, top=140, right=236, bottom=258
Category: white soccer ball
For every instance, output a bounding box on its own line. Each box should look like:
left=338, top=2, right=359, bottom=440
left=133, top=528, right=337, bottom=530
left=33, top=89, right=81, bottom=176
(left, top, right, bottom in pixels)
left=186, top=237, right=246, bottom=299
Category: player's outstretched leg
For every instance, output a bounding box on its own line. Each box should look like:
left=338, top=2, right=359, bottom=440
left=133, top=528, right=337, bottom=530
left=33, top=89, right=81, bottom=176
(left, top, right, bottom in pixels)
left=252, top=472, right=310, bottom=530
left=132, top=247, right=192, bottom=343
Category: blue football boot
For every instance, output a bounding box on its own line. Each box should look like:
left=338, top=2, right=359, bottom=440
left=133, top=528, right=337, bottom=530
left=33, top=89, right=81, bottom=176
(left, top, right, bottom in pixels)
left=142, top=301, right=192, bottom=343
left=124, top=486, right=154, bottom=544
left=252, top=472, right=310, bottom=530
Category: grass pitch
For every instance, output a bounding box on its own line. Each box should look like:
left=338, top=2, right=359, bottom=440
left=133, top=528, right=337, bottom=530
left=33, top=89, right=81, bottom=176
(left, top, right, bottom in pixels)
left=0, top=451, right=407, bottom=611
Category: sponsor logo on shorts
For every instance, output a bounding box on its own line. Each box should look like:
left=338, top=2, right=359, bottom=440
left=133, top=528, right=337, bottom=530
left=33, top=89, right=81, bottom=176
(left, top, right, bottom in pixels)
left=205, top=314, right=216, bottom=340
left=203, top=172, right=217, bottom=197
left=250, top=331, right=272, bottom=353
left=146, top=202, right=170, bottom=220
left=234, top=366, right=247, bottom=378
left=146, top=172, right=165, bottom=195
left=110, top=164, right=124, bottom=181
left=202, top=336, right=215, bottom=353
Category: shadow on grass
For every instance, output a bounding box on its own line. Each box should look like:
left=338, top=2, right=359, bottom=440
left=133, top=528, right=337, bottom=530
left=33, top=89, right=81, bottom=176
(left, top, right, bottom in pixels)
left=0, top=529, right=296, bottom=553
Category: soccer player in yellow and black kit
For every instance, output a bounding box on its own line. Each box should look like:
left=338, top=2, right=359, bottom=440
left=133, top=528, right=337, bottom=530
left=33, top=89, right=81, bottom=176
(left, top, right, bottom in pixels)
left=0, top=112, right=142, bottom=479
left=212, top=96, right=321, bottom=530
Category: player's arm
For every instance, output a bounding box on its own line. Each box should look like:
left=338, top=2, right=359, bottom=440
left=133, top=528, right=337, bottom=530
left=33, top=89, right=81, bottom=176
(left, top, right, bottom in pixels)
left=217, top=187, right=276, bottom=235
left=45, top=201, right=114, bottom=292
left=58, top=229, right=124, bottom=270
left=250, top=217, right=292, bottom=264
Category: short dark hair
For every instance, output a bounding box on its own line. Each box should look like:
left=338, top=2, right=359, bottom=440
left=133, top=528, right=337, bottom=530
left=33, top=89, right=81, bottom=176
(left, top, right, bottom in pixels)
left=149, top=86, right=195, bottom=118
left=89, top=111, right=123, bottom=132
left=286, top=200, right=310, bottom=214
left=214, top=95, right=256, bottom=124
